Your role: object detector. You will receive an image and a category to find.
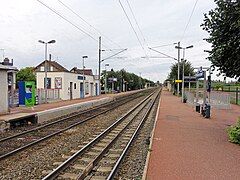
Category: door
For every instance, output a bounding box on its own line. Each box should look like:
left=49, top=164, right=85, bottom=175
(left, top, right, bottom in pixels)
left=70, top=82, right=73, bottom=100
left=90, top=83, right=93, bottom=96
left=80, top=82, right=84, bottom=98
left=95, top=83, right=98, bottom=96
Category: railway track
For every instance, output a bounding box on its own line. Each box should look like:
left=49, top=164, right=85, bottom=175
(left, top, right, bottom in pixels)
left=42, top=88, right=160, bottom=180
left=0, top=90, right=153, bottom=160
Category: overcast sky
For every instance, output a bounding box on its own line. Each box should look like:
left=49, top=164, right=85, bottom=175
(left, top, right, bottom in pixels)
left=0, top=0, right=220, bottom=82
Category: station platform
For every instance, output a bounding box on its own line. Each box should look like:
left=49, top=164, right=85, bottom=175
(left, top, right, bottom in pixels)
left=0, top=91, right=137, bottom=130
left=145, top=88, right=240, bottom=180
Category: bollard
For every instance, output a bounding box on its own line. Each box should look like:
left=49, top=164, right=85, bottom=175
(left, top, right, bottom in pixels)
left=35, top=95, right=39, bottom=105
left=201, top=105, right=205, bottom=117
left=196, top=103, right=200, bottom=113
left=205, top=104, right=211, bottom=118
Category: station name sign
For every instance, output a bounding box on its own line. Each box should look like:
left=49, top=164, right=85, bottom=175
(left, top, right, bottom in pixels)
left=195, top=66, right=204, bottom=79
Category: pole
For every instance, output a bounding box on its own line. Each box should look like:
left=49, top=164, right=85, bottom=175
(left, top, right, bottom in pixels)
left=98, top=36, right=101, bottom=96
left=112, top=76, right=114, bottom=94
left=44, top=43, right=48, bottom=104
left=105, top=65, right=107, bottom=94
left=236, top=87, right=238, bottom=105
left=83, top=57, right=85, bottom=98
left=177, top=41, right=180, bottom=96
left=181, top=48, right=185, bottom=103
left=203, top=71, right=207, bottom=109
left=188, top=73, right=191, bottom=92
left=196, top=79, right=199, bottom=103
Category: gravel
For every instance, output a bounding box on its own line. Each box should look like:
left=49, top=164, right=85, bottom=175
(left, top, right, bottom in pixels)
left=0, top=93, right=151, bottom=179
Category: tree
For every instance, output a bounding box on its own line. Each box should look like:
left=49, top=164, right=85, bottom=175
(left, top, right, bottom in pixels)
left=167, top=61, right=195, bottom=92
left=16, top=67, right=36, bottom=86
left=201, top=0, right=240, bottom=80
left=168, top=61, right=195, bottom=81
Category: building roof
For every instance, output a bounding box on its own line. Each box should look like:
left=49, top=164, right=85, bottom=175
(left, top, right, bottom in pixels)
left=34, top=60, right=69, bottom=72
left=70, top=67, right=93, bottom=76
left=0, top=64, right=18, bottom=71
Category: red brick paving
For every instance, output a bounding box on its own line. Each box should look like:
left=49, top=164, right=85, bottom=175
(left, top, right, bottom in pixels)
left=146, top=89, right=240, bottom=180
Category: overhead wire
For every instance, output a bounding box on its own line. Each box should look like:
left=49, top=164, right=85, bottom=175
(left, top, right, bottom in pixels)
left=36, top=0, right=120, bottom=52
left=37, top=0, right=98, bottom=42
left=125, top=0, right=150, bottom=58
left=180, top=0, right=199, bottom=41
left=118, top=0, right=147, bottom=57
left=56, top=0, right=123, bottom=50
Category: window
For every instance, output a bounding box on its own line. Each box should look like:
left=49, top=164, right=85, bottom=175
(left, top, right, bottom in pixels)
left=50, top=66, right=53, bottom=71
left=40, top=66, right=44, bottom=71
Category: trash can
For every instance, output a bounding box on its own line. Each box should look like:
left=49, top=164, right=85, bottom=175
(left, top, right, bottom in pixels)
left=205, top=104, right=211, bottom=118
left=35, top=95, right=39, bottom=105
left=196, top=103, right=200, bottom=113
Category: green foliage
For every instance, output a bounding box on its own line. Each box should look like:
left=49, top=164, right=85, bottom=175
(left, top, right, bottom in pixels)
left=101, top=68, right=154, bottom=91
left=227, top=118, right=240, bottom=144
left=201, top=0, right=240, bottom=80
left=16, top=67, right=36, bottom=86
left=168, top=61, right=195, bottom=81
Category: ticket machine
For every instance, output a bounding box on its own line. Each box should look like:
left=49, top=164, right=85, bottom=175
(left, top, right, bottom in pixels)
left=19, top=81, right=35, bottom=106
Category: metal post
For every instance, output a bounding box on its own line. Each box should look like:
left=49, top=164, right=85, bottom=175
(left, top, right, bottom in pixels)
left=182, top=61, right=185, bottom=102
left=83, top=57, right=85, bottom=98
left=112, top=76, right=114, bottom=94
left=98, top=36, right=101, bottom=96
left=181, top=48, right=185, bottom=103
left=236, top=87, right=238, bottom=105
left=189, top=73, right=191, bottom=92
left=196, top=79, right=199, bottom=103
left=203, top=71, right=207, bottom=109
left=177, top=41, right=180, bottom=96
left=104, top=64, right=109, bottom=94
left=44, top=43, right=48, bottom=104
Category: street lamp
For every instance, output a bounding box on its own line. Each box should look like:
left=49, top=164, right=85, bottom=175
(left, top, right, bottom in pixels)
left=38, top=39, right=56, bottom=103
left=82, top=55, right=88, bottom=98
left=175, top=45, right=194, bottom=102
left=104, top=64, right=109, bottom=94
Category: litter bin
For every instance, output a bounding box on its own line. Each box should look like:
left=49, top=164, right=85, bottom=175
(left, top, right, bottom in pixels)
left=205, top=104, right=211, bottom=118
left=196, top=103, right=200, bottom=113
left=35, top=95, right=39, bottom=105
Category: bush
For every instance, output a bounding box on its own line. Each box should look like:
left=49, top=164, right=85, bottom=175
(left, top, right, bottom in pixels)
left=227, top=118, right=240, bottom=144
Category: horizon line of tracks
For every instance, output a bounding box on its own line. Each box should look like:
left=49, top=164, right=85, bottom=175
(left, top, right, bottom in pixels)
left=0, top=89, right=154, bottom=160
left=42, top=88, right=161, bottom=180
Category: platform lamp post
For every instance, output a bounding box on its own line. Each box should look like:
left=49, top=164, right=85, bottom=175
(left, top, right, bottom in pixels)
left=104, top=64, right=109, bottom=94
left=38, top=40, right=56, bottom=104
left=175, top=45, right=193, bottom=102
left=82, top=55, right=88, bottom=98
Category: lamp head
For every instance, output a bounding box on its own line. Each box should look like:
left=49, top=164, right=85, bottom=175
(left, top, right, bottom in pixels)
left=38, top=40, right=45, bottom=44
left=82, top=56, right=88, bottom=59
left=48, top=40, right=56, bottom=44
left=186, top=45, right=194, bottom=49
left=175, top=46, right=182, bottom=49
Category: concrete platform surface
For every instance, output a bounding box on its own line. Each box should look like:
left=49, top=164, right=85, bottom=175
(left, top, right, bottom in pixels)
left=0, top=90, right=139, bottom=125
left=146, top=88, right=240, bottom=180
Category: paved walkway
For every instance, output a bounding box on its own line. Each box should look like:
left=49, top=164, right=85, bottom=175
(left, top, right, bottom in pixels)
left=146, top=88, right=240, bottom=180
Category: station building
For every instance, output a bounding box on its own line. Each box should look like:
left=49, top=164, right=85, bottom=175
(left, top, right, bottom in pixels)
left=34, top=60, right=100, bottom=100
left=0, top=58, right=17, bottom=114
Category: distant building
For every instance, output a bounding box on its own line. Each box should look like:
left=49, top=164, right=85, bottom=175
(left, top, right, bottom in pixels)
left=34, top=60, right=100, bottom=100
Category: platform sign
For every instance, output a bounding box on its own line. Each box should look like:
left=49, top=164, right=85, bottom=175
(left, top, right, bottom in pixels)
left=175, top=80, right=182, bottom=83
left=196, top=66, right=204, bottom=79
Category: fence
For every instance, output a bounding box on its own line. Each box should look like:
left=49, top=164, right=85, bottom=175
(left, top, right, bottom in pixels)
left=186, top=91, right=231, bottom=109
left=212, top=87, right=239, bottom=105
left=36, top=89, right=60, bottom=104
left=8, top=88, right=60, bottom=107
